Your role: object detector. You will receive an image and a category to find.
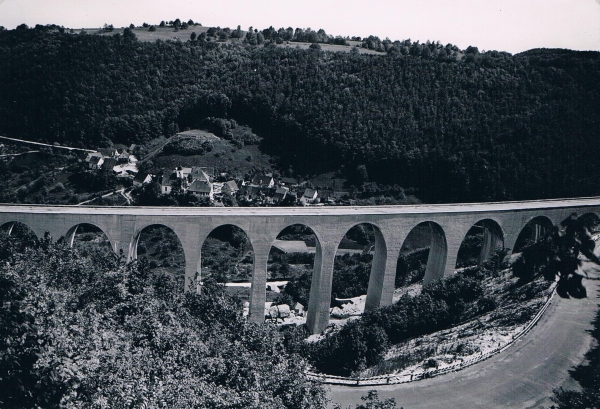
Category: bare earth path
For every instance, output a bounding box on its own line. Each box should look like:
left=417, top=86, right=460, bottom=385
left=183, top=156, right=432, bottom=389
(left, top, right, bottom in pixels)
left=329, top=269, right=600, bottom=409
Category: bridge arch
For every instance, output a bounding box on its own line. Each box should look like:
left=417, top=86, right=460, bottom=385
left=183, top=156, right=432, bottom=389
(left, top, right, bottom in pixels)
left=325, top=223, right=387, bottom=313
left=63, top=223, right=113, bottom=251
left=132, top=224, right=187, bottom=281
left=513, top=216, right=554, bottom=253
left=455, top=219, right=505, bottom=269
left=267, top=224, right=321, bottom=313
left=398, top=221, right=447, bottom=286
left=0, top=221, right=39, bottom=243
left=200, top=224, right=255, bottom=302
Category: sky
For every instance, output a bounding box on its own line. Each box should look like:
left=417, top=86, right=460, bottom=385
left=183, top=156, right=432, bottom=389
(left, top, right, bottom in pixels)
left=0, top=0, right=599, bottom=54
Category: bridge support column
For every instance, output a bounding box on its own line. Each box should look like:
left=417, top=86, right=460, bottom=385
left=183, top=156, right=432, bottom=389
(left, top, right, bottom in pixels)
left=443, top=241, right=461, bottom=279
left=111, top=240, right=133, bottom=259
left=248, top=243, right=271, bottom=323
left=365, top=233, right=399, bottom=311
left=479, top=221, right=503, bottom=265
left=183, top=245, right=201, bottom=293
left=306, top=241, right=338, bottom=334
left=423, top=224, right=449, bottom=285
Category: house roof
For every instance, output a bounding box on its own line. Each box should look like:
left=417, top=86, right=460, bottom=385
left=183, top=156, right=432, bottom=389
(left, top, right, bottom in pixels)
left=89, top=156, right=102, bottom=164
left=223, top=180, right=239, bottom=191
left=275, top=186, right=289, bottom=195
left=280, top=177, right=298, bottom=185
left=252, top=175, right=273, bottom=185
left=302, top=188, right=318, bottom=198
left=190, top=167, right=210, bottom=182
left=98, top=148, right=117, bottom=157
left=188, top=179, right=212, bottom=193
left=160, top=172, right=177, bottom=187
left=86, top=152, right=102, bottom=162
left=333, top=191, right=350, bottom=199
left=192, top=166, right=214, bottom=177
left=133, top=172, right=150, bottom=183
left=101, top=158, right=118, bottom=170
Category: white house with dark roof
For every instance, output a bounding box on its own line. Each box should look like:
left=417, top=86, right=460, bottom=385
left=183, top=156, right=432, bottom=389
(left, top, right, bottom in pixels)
left=88, top=155, right=104, bottom=170
left=175, top=166, right=192, bottom=180
left=160, top=172, right=177, bottom=194
left=133, top=172, right=152, bottom=187
left=300, top=188, right=318, bottom=205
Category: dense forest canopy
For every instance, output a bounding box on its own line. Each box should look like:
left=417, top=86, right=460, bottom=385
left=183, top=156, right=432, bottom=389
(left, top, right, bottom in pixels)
left=0, top=26, right=599, bottom=202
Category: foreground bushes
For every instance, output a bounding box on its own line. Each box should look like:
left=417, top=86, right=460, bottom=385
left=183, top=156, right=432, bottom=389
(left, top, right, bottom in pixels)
left=299, top=268, right=495, bottom=376
left=0, top=232, right=327, bottom=409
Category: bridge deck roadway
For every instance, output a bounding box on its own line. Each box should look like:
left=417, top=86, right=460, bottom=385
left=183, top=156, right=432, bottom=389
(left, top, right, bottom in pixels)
left=329, top=264, right=600, bottom=409
left=2, top=196, right=600, bottom=215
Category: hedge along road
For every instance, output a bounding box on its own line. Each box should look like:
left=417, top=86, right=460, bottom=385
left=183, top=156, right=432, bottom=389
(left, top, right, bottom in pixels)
left=329, top=261, right=600, bottom=409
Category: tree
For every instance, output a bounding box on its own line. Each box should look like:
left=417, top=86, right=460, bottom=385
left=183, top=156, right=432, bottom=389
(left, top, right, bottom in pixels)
left=190, top=32, right=196, bottom=41
left=0, top=233, right=329, bottom=408
left=123, top=27, right=137, bottom=41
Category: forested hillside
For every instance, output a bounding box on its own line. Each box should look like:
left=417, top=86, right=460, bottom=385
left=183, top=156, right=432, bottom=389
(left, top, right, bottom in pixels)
left=1, top=26, right=599, bottom=202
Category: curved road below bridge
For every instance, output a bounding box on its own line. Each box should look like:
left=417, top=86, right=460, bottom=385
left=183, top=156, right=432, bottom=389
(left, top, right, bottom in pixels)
left=329, top=266, right=600, bottom=409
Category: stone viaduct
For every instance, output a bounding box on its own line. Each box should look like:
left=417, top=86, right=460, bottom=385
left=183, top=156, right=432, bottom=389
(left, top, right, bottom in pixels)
left=2, top=198, right=600, bottom=334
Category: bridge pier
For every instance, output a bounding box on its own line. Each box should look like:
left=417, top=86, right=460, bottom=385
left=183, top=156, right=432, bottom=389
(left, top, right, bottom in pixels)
left=183, top=245, right=201, bottom=293
left=364, top=229, right=396, bottom=311
left=479, top=221, right=504, bottom=265
left=423, top=222, right=449, bottom=285
left=306, top=240, right=338, bottom=334
left=248, top=243, right=271, bottom=323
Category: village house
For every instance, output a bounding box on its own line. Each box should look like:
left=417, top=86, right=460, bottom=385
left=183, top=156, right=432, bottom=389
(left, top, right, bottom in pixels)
left=100, top=158, right=118, bottom=173
left=97, top=148, right=119, bottom=159
left=273, top=186, right=289, bottom=202
left=133, top=172, right=152, bottom=187
left=241, top=184, right=262, bottom=201
left=252, top=174, right=274, bottom=188
left=221, top=180, right=239, bottom=195
left=279, top=177, right=298, bottom=186
left=117, top=151, right=130, bottom=163
left=300, top=188, right=318, bottom=205
left=175, top=166, right=192, bottom=180
left=87, top=154, right=104, bottom=170
left=159, top=172, right=178, bottom=194
left=190, top=167, right=211, bottom=182
left=187, top=179, right=213, bottom=199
